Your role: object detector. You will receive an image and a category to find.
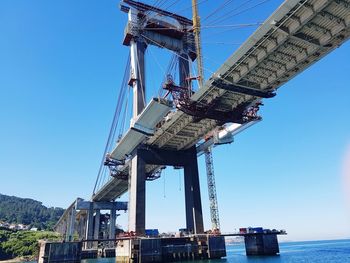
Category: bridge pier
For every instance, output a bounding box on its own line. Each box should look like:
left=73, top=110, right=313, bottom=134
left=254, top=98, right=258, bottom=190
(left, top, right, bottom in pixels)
left=124, top=0, right=203, bottom=237
left=74, top=199, right=127, bottom=249
left=128, top=154, right=146, bottom=234
left=64, top=207, right=76, bottom=241
left=110, top=206, right=117, bottom=246
left=93, top=210, right=100, bottom=248
left=184, top=148, right=204, bottom=234
left=85, top=203, right=94, bottom=249
left=54, top=199, right=127, bottom=250
left=128, top=146, right=204, bottom=235
left=76, top=212, right=87, bottom=242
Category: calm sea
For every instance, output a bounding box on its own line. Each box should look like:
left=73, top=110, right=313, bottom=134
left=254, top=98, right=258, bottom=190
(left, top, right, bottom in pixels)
left=26, top=239, right=350, bottom=263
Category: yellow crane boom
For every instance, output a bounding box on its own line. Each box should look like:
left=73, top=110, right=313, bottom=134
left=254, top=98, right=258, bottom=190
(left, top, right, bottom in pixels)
left=192, top=0, right=220, bottom=231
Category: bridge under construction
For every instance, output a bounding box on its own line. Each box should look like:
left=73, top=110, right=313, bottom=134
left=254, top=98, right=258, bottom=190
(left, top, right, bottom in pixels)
left=52, top=0, right=350, bottom=262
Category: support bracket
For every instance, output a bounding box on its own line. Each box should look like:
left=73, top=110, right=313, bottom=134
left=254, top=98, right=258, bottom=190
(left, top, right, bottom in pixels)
left=212, top=79, right=276, bottom=98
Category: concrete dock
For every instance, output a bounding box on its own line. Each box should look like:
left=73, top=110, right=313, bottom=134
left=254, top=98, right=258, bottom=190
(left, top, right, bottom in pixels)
left=116, top=235, right=226, bottom=262
left=38, top=228, right=285, bottom=262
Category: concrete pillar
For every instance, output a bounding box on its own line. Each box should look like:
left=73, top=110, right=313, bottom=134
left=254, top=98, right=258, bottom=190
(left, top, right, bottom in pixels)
left=109, top=207, right=116, bottom=248
left=94, top=210, right=100, bottom=239
left=179, top=54, right=200, bottom=234
left=61, top=220, right=67, bottom=241
left=80, top=213, right=87, bottom=240
left=184, top=147, right=204, bottom=234
left=128, top=154, right=146, bottom=235
left=110, top=208, right=116, bottom=238
left=85, top=203, right=94, bottom=249
left=67, top=208, right=76, bottom=241
left=130, top=40, right=146, bottom=118
left=128, top=7, right=147, bottom=119
left=93, top=210, right=100, bottom=248
left=77, top=215, right=83, bottom=240
left=101, top=215, right=107, bottom=240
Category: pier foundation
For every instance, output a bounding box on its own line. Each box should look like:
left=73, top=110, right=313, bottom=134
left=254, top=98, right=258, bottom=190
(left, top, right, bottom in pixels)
left=115, top=235, right=226, bottom=262
left=38, top=241, right=82, bottom=263
left=244, top=233, right=280, bottom=256
left=38, top=237, right=225, bottom=262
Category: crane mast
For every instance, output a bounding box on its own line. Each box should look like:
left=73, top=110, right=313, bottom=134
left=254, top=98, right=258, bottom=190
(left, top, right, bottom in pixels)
left=204, top=148, right=220, bottom=231
left=191, top=0, right=204, bottom=88
left=192, top=0, right=220, bottom=231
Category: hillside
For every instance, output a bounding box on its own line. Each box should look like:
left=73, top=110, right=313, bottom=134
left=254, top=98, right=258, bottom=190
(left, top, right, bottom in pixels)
left=0, top=229, right=61, bottom=261
left=0, top=194, right=64, bottom=230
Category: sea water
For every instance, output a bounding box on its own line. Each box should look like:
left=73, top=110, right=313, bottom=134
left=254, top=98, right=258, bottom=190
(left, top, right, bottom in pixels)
left=223, top=239, right=350, bottom=263
left=26, top=239, right=350, bottom=263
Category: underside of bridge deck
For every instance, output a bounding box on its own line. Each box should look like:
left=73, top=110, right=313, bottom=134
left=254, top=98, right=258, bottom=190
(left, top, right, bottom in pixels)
left=93, top=0, right=350, bottom=203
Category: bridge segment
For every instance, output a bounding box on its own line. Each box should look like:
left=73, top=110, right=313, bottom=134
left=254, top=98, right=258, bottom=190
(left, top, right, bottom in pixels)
left=54, top=198, right=127, bottom=248
left=94, top=0, right=350, bottom=204
left=54, top=0, right=350, bottom=258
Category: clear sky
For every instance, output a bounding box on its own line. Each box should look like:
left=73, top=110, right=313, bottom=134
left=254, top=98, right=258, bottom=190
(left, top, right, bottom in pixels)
left=1, top=0, right=349, bottom=242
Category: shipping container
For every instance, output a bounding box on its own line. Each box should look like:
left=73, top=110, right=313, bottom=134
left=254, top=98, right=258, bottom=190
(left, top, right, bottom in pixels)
left=239, top=228, right=247, bottom=234
left=145, top=229, right=159, bottom=237
left=252, top=227, right=263, bottom=233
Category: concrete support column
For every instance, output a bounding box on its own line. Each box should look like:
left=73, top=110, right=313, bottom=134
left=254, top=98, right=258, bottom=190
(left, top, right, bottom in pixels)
left=94, top=210, right=100, bottom=240
left=78, top=215, right=85, bottom=240
left=67, top=208, right=76, bottom=241
left=128, top=154, right=146, bottom=235
left=130, top=40, right=147, bottom=118
left=93, top=210, right=100, bottom=248
left=82, top=214, right=88, bottom=240
left=109, top=207, right=116, bottom=248
left=85, top=203, right=94, bottom=249
left=184, top=147, right=204, bottom=234
left=62, top=219, right=68, bottom=241
left=110, top=208, right=116, bottom=238
left=129, top=7, right=147, bottom=119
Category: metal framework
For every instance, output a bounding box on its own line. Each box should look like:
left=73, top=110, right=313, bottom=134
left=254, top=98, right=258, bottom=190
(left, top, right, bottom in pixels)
left=192, top=0, right=221, bottom=232
left=204, top=148, right=220, bottom=231
left=163, top=75, right=257, bottom=124
left=148, top=0, right=350, bottom=151
left=93, top=0, right=350, bottom=202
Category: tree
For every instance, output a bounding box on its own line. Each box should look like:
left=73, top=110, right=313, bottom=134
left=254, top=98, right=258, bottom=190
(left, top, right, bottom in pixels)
left=0, top=194, right=64, bottom=230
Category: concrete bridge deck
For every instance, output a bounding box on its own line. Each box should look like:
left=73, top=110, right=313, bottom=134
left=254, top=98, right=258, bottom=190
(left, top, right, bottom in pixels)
left=93, top=0, right=350, bottom=202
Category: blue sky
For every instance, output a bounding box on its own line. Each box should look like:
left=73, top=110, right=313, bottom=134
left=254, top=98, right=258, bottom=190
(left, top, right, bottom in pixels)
left=0, top=0, right=349, bottom=241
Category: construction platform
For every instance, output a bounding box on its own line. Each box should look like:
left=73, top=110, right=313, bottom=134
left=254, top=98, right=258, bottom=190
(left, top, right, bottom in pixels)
left=115, top=235, right=226, bottom=262
left=114, top=229, right=285, bottom=262
left=228, top=228, right=286, bottom=256
left=38, top=229, right=285, bottom=262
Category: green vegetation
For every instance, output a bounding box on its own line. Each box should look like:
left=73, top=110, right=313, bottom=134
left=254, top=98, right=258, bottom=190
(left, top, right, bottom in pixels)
left=0, top=194, right=64, bottom=260
left=0, top=229, right=61, bottom=260
left=0, top=193, right=64, bottom=230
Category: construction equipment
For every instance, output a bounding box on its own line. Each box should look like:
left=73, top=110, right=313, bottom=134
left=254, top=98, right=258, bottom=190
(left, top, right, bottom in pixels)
left=192, top=0, right=220, bottom=232
left=204, top=148, right=220, bottom=231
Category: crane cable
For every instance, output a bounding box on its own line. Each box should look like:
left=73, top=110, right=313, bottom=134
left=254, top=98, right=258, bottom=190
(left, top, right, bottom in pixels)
left=204, top=0, right=272, bottom=26
left=203, top=0, right=256, bottom=25
left=202, top=0, right=235, bottom=22
left=156, top=54, right=178, bottom=97
left=119, top=87, right=131, bottom=140
left=93, top=53, right=131, bottom=195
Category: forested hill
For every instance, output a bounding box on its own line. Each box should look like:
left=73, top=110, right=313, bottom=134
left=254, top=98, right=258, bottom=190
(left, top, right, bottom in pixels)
left=0, top=193, right=64, bottom=230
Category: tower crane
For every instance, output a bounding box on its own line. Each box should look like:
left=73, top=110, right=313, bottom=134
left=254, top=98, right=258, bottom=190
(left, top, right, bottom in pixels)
left=192, top=0, right=221, bottom=232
